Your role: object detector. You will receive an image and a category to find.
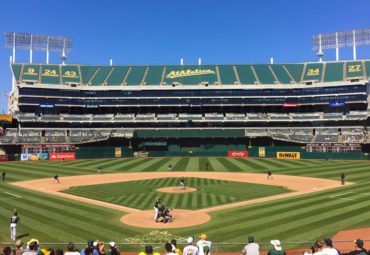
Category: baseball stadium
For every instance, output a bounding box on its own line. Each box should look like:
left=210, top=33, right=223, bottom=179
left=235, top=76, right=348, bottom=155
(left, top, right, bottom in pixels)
left=2, top=26, right=370, bottom=255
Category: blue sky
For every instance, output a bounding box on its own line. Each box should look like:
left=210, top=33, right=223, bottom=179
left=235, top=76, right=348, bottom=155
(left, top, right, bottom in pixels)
left=0, top=0, right=370, bottom=112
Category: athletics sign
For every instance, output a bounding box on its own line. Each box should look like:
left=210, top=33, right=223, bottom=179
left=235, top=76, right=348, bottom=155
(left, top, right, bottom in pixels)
left=228, top=151, right=248, bottom=158
left=277, top=152, right=300, bottom=160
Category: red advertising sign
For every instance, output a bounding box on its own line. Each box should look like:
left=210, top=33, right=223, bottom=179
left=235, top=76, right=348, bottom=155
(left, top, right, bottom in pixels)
left=49, top=152, right=75, bottom=161
left=228, top=151, right=248, bottom=158
left=0, top=155, right=8, bottom=161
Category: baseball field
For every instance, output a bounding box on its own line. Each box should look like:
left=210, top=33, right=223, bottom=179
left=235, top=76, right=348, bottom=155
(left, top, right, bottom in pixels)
left=1, top=157, right=370, bottom=250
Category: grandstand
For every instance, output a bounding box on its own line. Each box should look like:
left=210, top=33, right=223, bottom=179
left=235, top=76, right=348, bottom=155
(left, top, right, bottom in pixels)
left=1, top=59, right=369, bottom=156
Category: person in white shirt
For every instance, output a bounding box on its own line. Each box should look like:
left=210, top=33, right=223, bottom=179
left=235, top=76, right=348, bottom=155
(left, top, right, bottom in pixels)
left=165, top=243, right=178, bottom=255
left=64, top=242, right=80, bottom=255
left=321, top=239, right=340, bottom=255
left=196, top=234, right=211, bottom=255
left=183, top=237, right=198, bottom=255
left=241, top=236, right=259, bottom=255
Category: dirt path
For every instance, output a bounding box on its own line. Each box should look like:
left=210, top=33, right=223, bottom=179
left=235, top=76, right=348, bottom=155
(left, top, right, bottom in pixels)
left=332, top=227, right=370, bottom=252
left=11, top=172, right=347, bottom=229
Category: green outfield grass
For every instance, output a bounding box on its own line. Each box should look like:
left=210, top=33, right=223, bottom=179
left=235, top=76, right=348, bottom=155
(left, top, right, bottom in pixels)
left=62, top=178, right=291, bottom=210
left=1, top=157, right=370, bottom=249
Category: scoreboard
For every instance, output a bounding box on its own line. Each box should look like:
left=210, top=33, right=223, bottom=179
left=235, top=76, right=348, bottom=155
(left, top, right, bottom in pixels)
left=306, top=143, right=362, bottom=153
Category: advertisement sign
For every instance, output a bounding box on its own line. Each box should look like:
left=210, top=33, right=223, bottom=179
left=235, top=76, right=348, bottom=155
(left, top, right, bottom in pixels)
left=258, top=147, right=265, bottom=157
left=21, top=153, right=49, bottom=161
left=0, top=114, right=13, bottom=123
left=277, top=152, right=301, bottom=160
left=228, top=151, right=248, bottom=158
left=0, top=155, right=8, bottom=161
left=49, top=152, right=75, bottom=161
left=115, top=147, right=121, bottom=158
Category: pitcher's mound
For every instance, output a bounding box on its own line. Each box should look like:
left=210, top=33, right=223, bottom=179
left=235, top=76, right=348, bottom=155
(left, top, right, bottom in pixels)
left=156, top=187, right=197, bottom=193
left=120, top=209, right=211, bottom=228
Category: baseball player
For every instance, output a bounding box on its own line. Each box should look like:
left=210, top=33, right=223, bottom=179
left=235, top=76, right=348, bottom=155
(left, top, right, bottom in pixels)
left=168, top=164, right=173, bottom=171
left=10, top=210, right=19, bottom=241
left=97, top=166, right=103, bottom=174
left=2, top=171, right=6, bottom=182
left=154, top=198, right=161, bottom=222
left=267, top=170, right=273, bottom=180
left=341, top=173, right=345, bottom=185
left=53, top=174, right=60, bottom=184
left=179, top=176, right=186, bottom=190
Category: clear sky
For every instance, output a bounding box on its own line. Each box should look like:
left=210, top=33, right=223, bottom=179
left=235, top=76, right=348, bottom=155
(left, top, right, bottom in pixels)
left=0, top=0, right=370, bottom=112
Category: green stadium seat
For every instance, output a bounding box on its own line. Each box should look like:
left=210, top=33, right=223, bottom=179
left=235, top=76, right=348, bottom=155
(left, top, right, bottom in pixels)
left=11, top=64, right=22, bottom=82
left=303, top=63, right=323, bottom=82
left=345, top=61, right=364, bottom=79
left=144, top=66, right=164, bottom=85
left=163, top=65, right=218, bottom=85
left=22, top=64, right=40, bottom=81
left=324, top=62, right=344, bottom=82
left=253, top=65, right=276, bottom=84
left=235, top=65, right=257, bottom=85
left=364, top=61, right=370, bottom=79
left=41, top=65, right=61, bottom=84
left=270, top=65, right=292, bottom=84
left=218, top=65, right=237, bottom=85
left=105, top=66, right=130, bottom=85
left=90, top=66, right=114, bottom=86
left=125, top=66, right=147, bottom=85
left=80, top=66, right=99, bottom=84
left=61, top=65, right=81, bottom=84
left=284, top=64, right=304, bottom=83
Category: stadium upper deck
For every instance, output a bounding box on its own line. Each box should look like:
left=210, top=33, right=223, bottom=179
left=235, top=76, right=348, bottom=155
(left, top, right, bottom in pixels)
left=11, top=60, right=370, bottom=86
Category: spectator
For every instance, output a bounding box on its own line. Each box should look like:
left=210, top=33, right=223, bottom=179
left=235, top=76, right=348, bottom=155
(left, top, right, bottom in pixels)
left=197, top=234, right=211, bottom=255
left=22, top=240, right=39, bottom=255
left=138, top=245, right=160, bottom=255
left=241, top=236, right=259, bottom=255
left=183, top=237, right=198, bottom=255
left=55, top=249, right=63, bottom=255
left=107, top=242, right=119, bottom=255
left=313, top=241, right=324, bottom=255
left=170, top=239, right=182, bottom=255
left=348, top=239, right=367, bottom=255
left=322, top=238, right=340, bottom=255
left=65, top=242, right=80, bottom=255
left=3, top=247, right=12, bottom=255
left=14, top=240, right=24, bottom=255
left=80, top=240, right=98, bottom=255
left=84, top=248, right=93, bottom=255
left=97, top=242, right=105, bottom=255
left=165, top=243, right=178, bottom=255
left=267, top=240, right=286, bottom=255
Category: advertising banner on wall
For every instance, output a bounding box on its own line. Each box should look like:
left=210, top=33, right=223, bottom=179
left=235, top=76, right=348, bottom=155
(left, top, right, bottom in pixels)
left=259, top=147, right=266, bottom=157
left=0, top=155, right=8, bottom=161
left=277, top=152, right=301, bottom=160
left=49, top=152, right=75, bottom=161
left=115, top=147, right=122, bottom=158
left=228, top=151, right=248, bottom=158
left=21, top=153, right=49, bottom=161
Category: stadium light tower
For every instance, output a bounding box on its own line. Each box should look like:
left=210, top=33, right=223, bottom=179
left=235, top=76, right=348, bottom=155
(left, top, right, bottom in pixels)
left=312, top=28, right=370, bottom=61
left=5, top=32, right=73, bottom=64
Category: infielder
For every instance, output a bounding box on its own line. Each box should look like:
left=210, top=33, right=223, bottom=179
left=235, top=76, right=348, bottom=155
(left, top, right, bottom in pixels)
left=97, top=166, right=103, bottom=174
left=10, top=210, right=19, bottom=241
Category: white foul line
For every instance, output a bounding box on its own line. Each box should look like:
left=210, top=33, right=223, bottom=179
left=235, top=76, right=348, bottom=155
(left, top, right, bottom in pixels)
left=3, top=192, right=22, bottom=198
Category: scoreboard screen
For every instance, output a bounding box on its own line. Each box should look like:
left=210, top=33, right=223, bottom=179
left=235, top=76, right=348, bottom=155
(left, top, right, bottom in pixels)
left=306, top=143, right=362, bottom=153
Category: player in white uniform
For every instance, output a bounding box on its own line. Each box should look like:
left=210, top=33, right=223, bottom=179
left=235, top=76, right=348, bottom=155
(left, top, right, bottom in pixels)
left=183, top=237, right=198, bottom=255
left=10, top=211, right=20, bottom=241
left=197, top=234, right=211, bottom=255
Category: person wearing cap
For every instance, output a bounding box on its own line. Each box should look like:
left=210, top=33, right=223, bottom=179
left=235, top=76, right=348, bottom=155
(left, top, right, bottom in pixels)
left=14, top=240, right=24, bottom=255
left=241, top=236, right=259, bottom=255
left=3, top=247, right=12, bottom=255
left=164, top=243, right=178, bottom=255
left=196, top=234, right=211, bottom=255
left=348, top=239, right=367, bottom=255
left=106, top=242, right=119, bottom=255
left=171, top=239, right=182, bottom=255
left=138, top=245, right=160, bottom=255
left=267, top=240, right=286, bottom=255
left=10, top=210, right=20, bottom=241
left=183, top=236, right=198, bottom=255
left=312, top=241, right=324, bottom=255
left=80, top=240, right=99, bottom=255
left=322, top=238, right=340, bottom=255
left=154, top=198, right=161, bottom=222
left=22, top=240, right=39, bottom=255
left=65, top=242, right=80, bottom=255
